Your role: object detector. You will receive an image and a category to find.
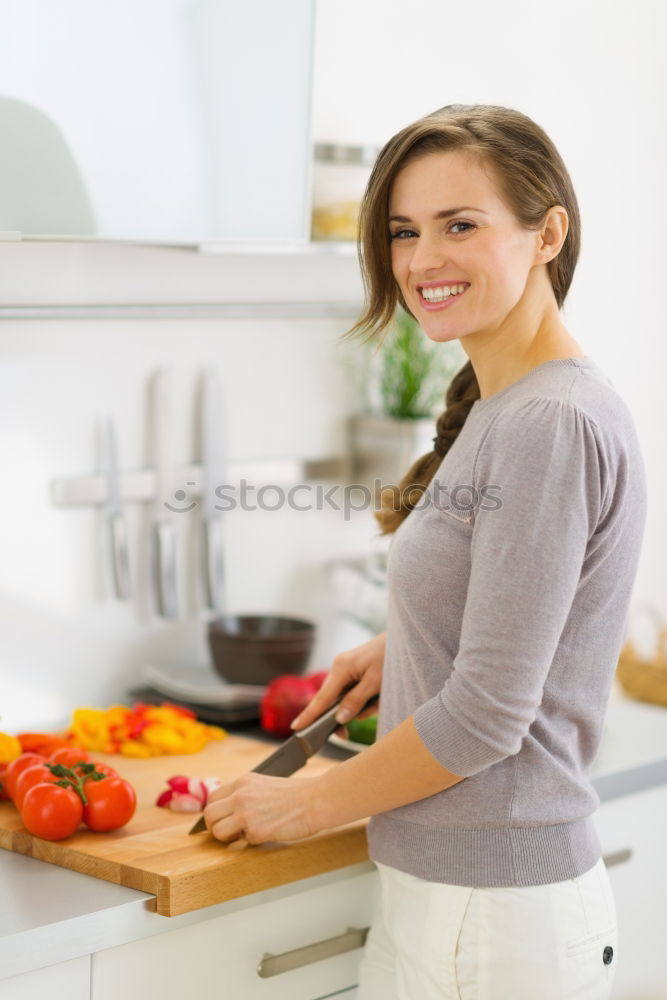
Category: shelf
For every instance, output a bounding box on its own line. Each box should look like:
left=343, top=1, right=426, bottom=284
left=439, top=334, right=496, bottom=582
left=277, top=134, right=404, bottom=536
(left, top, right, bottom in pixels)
left=6, top=234, right=358, bottom=256
left=0, top=302, right=361, bottom=320
left=0, top=240, right=364, bottom=316
left=197, top=240, right=358, bottom=257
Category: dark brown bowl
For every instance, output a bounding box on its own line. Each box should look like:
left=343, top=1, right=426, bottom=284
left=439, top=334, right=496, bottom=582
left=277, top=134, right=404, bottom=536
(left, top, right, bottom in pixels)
left=207, top=614, right=316, bottom=685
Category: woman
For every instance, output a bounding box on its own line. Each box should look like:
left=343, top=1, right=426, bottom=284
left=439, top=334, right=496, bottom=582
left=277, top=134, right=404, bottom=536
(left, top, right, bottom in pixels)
left=204, top=105, right=647, bottom=998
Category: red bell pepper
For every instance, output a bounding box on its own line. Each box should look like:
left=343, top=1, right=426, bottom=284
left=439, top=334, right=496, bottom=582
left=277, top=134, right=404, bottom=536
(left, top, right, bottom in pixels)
left=260, top=671, right=328, bottom=737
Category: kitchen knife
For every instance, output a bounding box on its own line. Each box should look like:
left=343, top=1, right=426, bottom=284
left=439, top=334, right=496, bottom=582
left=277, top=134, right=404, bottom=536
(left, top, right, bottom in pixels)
left=102, top=416, right=131, bottom=600
left=150, top=369, right=178, bottom=619
left=188, top=691, right=377, bottom=834
left=200, top=370, right=226, bottom=612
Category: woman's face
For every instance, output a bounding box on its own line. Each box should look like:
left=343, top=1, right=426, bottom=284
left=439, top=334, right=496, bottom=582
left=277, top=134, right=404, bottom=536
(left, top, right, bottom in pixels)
left=388, top=150, right=542, bottom=345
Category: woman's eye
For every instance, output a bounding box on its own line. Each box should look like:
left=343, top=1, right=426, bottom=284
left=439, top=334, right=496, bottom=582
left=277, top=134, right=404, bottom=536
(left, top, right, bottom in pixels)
left=389, top=228, right=417, bottom=240
left=450, top=221, right=475, bottom=235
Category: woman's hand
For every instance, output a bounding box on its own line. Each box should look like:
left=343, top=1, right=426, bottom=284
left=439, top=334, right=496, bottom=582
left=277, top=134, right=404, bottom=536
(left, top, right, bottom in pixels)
left=289, top=631, right=386, bottom=731
left=203, top=773, right=320, bottom=845
left=203, top=633, right=387, bottom=846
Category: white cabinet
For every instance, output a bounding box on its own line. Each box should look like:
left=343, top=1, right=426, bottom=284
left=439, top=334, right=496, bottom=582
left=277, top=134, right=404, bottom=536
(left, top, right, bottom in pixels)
left=596, top=784, right=667, bottom=999
left=0, top=0, right=315, bottom=243
left=0, top=956, right=90, bottom=1000
left=91, top=870, right=379, bottom=1000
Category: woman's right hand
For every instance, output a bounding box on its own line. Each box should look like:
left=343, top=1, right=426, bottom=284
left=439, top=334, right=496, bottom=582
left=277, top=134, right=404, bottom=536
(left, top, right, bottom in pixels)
left=289, top=632, right=386, bottom=731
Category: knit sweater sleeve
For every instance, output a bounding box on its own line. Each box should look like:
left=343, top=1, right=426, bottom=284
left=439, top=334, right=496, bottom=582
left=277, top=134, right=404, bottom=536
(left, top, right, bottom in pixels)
left=413, top=396, right=607, bottom=777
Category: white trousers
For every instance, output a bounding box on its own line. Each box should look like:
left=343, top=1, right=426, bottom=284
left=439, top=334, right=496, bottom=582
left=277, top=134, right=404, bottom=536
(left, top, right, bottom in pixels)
left=356, top=858, right=618, bottom=1000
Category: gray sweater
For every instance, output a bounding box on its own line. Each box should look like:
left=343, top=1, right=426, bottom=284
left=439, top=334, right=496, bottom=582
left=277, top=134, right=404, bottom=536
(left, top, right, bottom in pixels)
left=367, top=357, right=647, bottom=887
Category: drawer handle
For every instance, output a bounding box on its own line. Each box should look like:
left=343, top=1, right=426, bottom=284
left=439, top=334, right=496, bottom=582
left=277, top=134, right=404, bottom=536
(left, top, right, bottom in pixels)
left=257, top=925, right=369, bottom=979
left=603, top=848, right=633, bottom=868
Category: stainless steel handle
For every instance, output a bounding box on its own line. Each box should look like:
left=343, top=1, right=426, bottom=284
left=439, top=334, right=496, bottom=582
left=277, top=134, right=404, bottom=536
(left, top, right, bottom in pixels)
left=257, top=925, right=369, bottom=979
left=202, top=516, right=225, bottom=612
left=153, top=520, right=178, bottom=619
left=108, top=512, right=131, bottom=600
left=603, top=848, right=633, bottom=868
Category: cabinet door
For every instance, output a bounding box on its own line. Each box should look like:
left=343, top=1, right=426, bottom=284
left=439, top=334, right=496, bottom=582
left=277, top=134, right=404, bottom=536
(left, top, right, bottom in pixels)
left=0, top=955, right=90, bottom=1000
left=595, top=784, right=667, bottom=1000
left=92, top=870, right=379, bottom=1000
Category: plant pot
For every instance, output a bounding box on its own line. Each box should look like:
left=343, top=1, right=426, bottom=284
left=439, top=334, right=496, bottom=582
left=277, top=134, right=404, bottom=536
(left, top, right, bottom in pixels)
left=348, top=414, right=436, bottom=487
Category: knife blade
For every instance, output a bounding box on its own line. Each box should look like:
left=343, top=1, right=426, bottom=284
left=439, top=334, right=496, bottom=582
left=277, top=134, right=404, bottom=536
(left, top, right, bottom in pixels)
left=150, top=369, right=178, bottom=619
left=188, top=690, right=377, bottom=834
left=101, top=416, right=131, bottom=600
left=200, top=370, right=225, bottom=612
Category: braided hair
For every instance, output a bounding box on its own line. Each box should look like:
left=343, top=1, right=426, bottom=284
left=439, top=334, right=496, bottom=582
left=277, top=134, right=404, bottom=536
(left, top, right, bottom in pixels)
left=374, top=361, right=480, bottom=534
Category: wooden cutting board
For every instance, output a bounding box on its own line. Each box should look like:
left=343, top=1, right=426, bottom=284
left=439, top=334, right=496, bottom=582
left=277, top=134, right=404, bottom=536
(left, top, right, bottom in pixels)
left=0, top=735, right=369, bottom=916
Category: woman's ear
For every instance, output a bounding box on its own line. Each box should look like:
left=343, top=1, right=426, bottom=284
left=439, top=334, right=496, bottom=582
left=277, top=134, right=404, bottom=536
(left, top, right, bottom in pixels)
left=535, top=205, right=569, bottom=263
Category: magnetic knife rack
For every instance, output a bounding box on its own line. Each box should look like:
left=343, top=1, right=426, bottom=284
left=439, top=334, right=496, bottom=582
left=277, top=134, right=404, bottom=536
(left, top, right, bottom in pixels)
left=50, top=456, right=346, bottom=506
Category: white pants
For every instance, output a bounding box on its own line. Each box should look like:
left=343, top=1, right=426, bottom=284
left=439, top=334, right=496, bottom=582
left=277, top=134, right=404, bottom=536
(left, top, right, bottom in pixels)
left=356, top=858, right=618, bottom=1000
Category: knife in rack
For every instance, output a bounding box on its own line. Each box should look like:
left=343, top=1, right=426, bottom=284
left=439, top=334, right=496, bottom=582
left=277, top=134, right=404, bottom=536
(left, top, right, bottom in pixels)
left=189, top=691, right=378, bottom=834
left=200, top=370, right=225, bottom=612
left=102, top=417, right=131, bottom=600
left=150, top=368, right=178, bottom=619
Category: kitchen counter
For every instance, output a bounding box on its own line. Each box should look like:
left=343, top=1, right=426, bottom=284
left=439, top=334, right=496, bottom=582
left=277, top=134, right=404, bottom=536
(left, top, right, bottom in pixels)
left=0, top=844, right=376, bottom=981
left=2, top=691, right=667, bottom=984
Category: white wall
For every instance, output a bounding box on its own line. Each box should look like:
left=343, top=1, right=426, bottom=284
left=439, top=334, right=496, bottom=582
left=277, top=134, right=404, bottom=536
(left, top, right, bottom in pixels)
left=1, top=0, right=665, bottom=730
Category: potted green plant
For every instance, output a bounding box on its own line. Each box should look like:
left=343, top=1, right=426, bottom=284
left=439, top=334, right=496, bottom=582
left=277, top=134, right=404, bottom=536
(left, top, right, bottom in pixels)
left=347, top=309, right=464, bottom=485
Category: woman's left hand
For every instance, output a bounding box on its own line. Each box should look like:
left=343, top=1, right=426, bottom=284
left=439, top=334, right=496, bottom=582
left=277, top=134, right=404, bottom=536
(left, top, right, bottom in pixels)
left=203, top=773, right=321, bottom=845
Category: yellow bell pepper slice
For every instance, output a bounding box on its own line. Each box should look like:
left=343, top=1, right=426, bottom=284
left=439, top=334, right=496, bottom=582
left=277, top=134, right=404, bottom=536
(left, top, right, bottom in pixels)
left=0, top=732, right=22, bottom=763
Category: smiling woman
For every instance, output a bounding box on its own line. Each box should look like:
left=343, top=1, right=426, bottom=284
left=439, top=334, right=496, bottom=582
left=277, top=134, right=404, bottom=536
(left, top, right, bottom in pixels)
left=203, top=104, right=647, bottom=1000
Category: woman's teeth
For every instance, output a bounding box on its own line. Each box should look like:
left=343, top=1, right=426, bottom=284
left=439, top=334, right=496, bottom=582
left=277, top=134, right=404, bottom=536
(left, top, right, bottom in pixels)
left=421, top=284, right=467, bottom=302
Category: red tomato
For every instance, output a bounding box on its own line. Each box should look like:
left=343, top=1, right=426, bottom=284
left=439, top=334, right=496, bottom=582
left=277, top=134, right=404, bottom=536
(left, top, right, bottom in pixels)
left=21, top=783, right=83, bottom=840
left=4, top=753, right=47, bottom=801
left=49, top=747, right=92, bottom=769
left=14, top=765, right=60, bottom=810
left=82, top=776, right=136, bottom=832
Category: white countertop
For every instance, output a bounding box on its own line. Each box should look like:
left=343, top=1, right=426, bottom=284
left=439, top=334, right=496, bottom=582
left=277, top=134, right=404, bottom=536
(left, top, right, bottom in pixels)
left=2, top=691, right=666, bottom=982
left=593, top=689, right=667, bottom=776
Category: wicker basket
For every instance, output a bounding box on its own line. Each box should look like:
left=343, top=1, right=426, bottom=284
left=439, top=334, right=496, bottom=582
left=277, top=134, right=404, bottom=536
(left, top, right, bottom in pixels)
left=616, top=605, right=667, bottom=707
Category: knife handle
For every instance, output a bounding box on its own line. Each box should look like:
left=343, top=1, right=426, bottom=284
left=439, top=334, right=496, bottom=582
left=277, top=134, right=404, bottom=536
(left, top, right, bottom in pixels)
left=292, top=689, right=379, bottom=757
left=153, top=520, right=178, bottom=619
left=202, top=516, right=225, bottom=612
left=108, top=512, right=131, bottom=600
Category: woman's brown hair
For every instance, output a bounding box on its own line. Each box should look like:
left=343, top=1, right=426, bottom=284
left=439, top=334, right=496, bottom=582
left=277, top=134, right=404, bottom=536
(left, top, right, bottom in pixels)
left=347, top=104, right=581, bottom=534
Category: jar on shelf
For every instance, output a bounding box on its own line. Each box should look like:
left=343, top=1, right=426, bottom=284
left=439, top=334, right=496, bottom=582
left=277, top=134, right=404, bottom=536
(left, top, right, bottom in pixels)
left=311, top=142, right=379, bottom=242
